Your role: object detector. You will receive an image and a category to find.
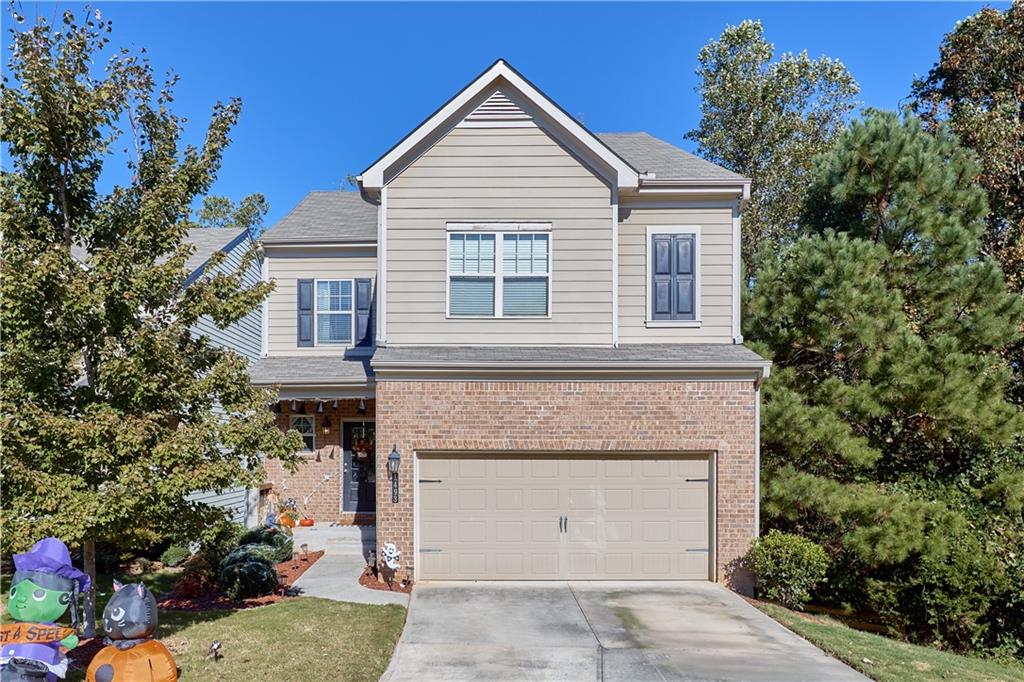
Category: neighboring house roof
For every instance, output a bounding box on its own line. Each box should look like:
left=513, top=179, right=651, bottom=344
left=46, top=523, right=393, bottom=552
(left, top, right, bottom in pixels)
left=260, top=191, right=378, bottom=245
left=249, top=355, right=374, bottom=386
left=360, top=59, right=640, bottom=190
left=183, top=227, right=250, bottom=275
left=373, top=345, right=770, bottom=378
left=69, top=227, right=251, bottom=280
left=597, top=133, right=745, bottom=182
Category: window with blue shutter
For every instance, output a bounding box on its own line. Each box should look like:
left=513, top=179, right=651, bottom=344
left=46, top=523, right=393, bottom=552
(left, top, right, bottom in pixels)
left=650, top=233, right=696, bottom=321
left=315, top=280, right=354, bottom=344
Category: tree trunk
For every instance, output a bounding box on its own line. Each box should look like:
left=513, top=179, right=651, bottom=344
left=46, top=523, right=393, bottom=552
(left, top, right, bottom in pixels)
left=82, top=539, right=97, bottom=638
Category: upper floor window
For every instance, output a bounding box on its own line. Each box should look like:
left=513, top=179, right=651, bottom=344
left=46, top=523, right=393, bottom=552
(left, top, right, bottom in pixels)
left=649, top=228, right=699, bottom=324
left=291, top=415, right=315, bottom=451
left=448, top=230, right=550, bottom=317
left=316, top=279, right=354, bottom=344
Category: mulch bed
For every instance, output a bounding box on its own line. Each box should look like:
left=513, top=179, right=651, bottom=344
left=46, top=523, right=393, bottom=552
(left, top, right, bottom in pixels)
left=358, top=565, right=413, bottom=594
left=156, top=550, right=325, bottom=611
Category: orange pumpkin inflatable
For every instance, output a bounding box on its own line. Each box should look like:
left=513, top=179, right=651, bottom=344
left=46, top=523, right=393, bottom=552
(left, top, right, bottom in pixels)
left=85, top=582, right=178, bottom=682
left=86, top=639, right=177, bottom=682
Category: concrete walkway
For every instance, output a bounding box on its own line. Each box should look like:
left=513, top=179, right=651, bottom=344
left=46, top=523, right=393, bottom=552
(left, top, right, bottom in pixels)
left=382, top=581, right=868, bottom=682
left=290, top=525, right=408, bottom=607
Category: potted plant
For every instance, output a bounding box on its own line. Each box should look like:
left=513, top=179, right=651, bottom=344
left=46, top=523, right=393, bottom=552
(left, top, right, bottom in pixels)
left=278, top=498, right=299, bottom=529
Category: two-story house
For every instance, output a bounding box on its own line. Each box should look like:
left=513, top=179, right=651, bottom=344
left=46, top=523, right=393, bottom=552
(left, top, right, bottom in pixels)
left=252, top=60, right=770, bottom=591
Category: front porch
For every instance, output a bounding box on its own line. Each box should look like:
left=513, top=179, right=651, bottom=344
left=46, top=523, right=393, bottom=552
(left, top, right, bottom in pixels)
left=263, top=397, right=378, bottom=526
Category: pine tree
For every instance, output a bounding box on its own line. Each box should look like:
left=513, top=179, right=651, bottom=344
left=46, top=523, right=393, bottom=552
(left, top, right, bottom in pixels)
left=0, top=8, right=300, bottom=632
left=747, top=110, right=1024, bottom=652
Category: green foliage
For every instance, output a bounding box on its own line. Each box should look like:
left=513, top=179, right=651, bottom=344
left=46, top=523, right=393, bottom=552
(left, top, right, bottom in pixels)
left=687, top=19, right=859, bottom=277
left=159, top=544, right=191, bottom=567
left=748, top=109, right=1024, bottom=655
left=237, top=527, right=294, bottom=563
left=218, top=557, right=278, bottom=600
left=0, top=7, right=301, bottom=559
left=222, top=543, right=282, bottom=568
left=194, top=193, right=269, bottom=240
left=748, top=530, right=830, bottom=609
left=911, top=3, right=1024, bottom=409
left=911, top=3, right=1024, bottom=297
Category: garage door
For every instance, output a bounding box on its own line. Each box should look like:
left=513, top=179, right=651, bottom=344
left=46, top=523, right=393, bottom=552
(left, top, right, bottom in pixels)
left=417, top=454, right=711, bottom=580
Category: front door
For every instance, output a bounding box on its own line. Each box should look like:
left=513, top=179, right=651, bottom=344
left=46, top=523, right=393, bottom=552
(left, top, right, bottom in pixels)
left=342, top=422, right=376, bottom=513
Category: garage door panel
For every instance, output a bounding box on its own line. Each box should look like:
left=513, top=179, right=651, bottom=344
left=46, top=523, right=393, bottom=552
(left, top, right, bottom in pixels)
left=418, top=454, right=710, bottom=580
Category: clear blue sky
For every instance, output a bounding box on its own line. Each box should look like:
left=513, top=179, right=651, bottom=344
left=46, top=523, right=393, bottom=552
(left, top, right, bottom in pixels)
left=4, top=2, right=1006, bottom=227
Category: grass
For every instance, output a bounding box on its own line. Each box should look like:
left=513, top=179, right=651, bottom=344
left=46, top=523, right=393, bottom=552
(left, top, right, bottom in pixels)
left=756, top=601, right=1024, bottom=682
left=4, top=569, right=407, bottom=681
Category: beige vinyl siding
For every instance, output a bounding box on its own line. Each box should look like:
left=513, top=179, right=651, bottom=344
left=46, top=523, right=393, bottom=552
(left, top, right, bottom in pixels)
left=266, top=248, right=377, bottom=355
left=385, top=126, right=614, bottom=345
left=618, top=205, right=735, bottom=343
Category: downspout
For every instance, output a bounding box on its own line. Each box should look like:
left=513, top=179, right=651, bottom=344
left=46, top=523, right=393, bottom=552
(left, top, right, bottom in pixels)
left=611, top=187, right=619, bottom=347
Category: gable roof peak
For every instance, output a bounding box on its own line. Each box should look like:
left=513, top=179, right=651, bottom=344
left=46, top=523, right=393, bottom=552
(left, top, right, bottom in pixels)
left=360, top=60, right=640, bottom=191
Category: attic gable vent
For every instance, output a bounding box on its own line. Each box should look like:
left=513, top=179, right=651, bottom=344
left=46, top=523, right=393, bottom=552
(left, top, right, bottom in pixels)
left=463, top=89, right=534, bottom=126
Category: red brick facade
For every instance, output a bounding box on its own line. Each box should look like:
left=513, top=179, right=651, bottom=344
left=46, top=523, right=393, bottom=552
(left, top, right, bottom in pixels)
left=264, top=399, right=376, bottom=524
left=373, top=379, right=758, bottom=591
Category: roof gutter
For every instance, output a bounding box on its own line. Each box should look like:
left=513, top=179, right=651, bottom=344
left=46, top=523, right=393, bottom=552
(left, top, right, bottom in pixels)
left=636, top=178, right=751, bottom=201
left=261, top=240, right=378, bottom=248
left=372, top=359, right=771, bottom=383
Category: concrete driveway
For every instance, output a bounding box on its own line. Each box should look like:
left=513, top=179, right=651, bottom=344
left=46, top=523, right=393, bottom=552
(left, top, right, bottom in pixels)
left=381, top=582, right=868, bottom=682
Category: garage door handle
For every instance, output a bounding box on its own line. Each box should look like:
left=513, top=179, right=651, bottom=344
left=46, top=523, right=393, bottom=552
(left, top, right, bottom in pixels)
left=685, top=478, right=709, bottom=482
left=558, top=516, right=565, bottom=533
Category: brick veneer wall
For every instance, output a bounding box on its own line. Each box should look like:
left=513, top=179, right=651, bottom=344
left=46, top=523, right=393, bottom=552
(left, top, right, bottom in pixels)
left=374, top=380, right=758, bottom=591
left=263, top=399, right=376, bottom=524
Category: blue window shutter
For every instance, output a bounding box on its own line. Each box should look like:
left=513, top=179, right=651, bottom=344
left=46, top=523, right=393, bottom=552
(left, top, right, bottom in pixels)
left=297, top=279, right=314, bottom=347
left=674, top=235, right=695, bottom=319
left=651, top=235, right=673, bottom=320
left=651, top=234, right=696, bottom=321
left=355, top=278, right=372, bottom=346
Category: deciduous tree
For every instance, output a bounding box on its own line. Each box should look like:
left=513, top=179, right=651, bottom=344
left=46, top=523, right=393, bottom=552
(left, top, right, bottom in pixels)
left=0, top=8, right=300, bottom=633
left=687, top=20, right=859, bottom=277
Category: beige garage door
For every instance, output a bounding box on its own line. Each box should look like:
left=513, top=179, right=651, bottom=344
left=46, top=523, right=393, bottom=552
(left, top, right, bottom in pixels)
left=417, top=454, right=711, bottom=580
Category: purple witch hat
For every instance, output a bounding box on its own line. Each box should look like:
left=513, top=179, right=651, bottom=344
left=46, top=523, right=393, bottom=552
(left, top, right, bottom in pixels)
left=13, top=538, right=91, bottom=593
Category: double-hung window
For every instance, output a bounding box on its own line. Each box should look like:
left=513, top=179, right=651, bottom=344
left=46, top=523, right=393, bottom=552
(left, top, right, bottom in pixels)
left=315, top=279, right=354, bottom=344
left=291, top=415, right=315, bottom=451
left=648, top=228, right=699, bottom=324
left=448, top=229, right=550, bottom=317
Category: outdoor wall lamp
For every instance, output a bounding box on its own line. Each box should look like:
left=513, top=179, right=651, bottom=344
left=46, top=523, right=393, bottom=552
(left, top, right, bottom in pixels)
left=321, top=415, right=331, bottom=435
left=388, top=445, right=401, bottom=503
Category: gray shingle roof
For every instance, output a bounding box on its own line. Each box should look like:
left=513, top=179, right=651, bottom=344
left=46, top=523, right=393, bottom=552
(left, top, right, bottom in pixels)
left=70, top=227, right=248, bottom=276
left=597, top=132, right=745, bottom=182
left=249, top=355, right=374, bottom=385
left=373, top=344, right=768, bottom=368
left=184, top=227, right=249, bottom=274
left=260, top=191, right=378, bottom=245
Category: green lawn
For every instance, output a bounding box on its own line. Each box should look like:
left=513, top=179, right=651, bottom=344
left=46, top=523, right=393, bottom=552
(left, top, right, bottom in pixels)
left=4, top=570, right=406, bottom=681
left=756, top=601, right=1024, bottom=682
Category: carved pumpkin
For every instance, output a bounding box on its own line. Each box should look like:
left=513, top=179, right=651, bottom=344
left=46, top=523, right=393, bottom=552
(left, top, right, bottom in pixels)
left=85, top=640, right=177, bottom=682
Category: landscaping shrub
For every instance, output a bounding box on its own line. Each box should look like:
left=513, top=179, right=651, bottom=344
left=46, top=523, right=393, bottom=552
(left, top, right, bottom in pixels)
left=218, top=557, right=279, bottom=599
left=160, top=545, right=191, bottom=567
left=748, top=530, right=830, bottom=609
left=237, top=527, right=293, bottom=562
left=221, top=543, right=281, bottom=568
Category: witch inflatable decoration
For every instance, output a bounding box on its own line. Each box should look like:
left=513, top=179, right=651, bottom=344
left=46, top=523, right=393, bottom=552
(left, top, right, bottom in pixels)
left=0, top=538, right=91, bottom=682
left=85, top=581, right=177, bottom=682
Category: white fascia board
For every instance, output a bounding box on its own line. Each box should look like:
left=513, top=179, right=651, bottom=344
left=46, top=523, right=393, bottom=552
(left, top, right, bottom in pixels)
left=360, top=60, right=640, bottom=190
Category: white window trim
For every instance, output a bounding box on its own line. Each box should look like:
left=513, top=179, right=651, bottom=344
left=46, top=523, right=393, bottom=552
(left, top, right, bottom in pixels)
left=290, top=414, right=316, bottom=452
left=313, top=278, right=357, bottom=347
left=445, top=226, right=553, bottom=319
left=644, top=225, right=702, bottom=328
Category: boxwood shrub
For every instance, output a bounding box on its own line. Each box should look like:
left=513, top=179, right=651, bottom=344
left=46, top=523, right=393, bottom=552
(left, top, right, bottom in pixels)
left=748, top=529, right=830, bottom=609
